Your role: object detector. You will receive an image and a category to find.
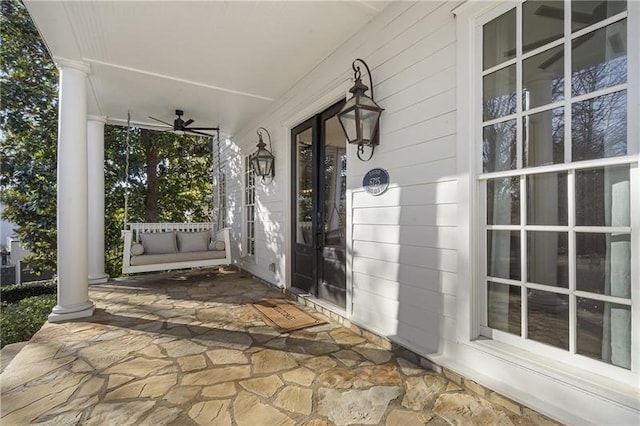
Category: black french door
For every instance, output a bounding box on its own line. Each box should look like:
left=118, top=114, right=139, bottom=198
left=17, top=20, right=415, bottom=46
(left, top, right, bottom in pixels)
left=291, top=100, right=347, bottom=308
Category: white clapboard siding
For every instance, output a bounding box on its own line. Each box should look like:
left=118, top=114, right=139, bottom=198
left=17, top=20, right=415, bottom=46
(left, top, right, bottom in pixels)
left=352, top=180, right=458, bottom=207
left=352, top=224, right=458, bottom=250
left=353, top=204, right=457, bottom=227
left=353, top=240, right=457, bottom=273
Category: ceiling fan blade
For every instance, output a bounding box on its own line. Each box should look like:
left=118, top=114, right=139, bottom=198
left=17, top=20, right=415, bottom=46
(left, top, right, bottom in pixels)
left=183, top=119, right=194, bottom=127
left=149, top=116, right=173, bottom=126
left=185, top=129, right=214, bottom=137
left=186, top=126, right=220, bottom=131
left=535, top=4, right=597, bottom=25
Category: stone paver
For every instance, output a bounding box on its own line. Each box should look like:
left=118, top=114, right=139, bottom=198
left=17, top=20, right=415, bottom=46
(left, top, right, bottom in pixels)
left=0, top=269, right=561, bottom=425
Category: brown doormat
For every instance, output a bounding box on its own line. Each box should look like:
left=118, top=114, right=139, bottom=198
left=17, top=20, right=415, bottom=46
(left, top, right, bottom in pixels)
left=250, top=298, right=326, bottom=333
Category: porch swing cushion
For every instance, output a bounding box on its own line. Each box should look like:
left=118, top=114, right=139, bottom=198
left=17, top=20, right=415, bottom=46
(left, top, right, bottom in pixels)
left=130, top=249, right=226, bottom=267
left=131, top=243, right=145, bottom=256
left=140, top=231, right=178, bottom=254
left=178, top=230, right=211, bottom=253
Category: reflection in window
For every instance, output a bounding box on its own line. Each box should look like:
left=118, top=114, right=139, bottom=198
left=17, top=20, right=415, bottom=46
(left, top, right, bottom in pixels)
left=523, top=45, right=564, bottom=110
left=528, top=289, right=569, bottom=350
left=524, top=107, right=564, bottom=167
left=488, top=282, right=521, bottom=335
left=527, top=172, right=567, bottom=226
left=296, top=129, right=313, bottom=245
left=572, top=91, right=627, bottom=161
left=527, top=231, right=568, bottom=288
left=483, top=119, right=517, bottom=172
left=522, top=0, right=564, bottom=53
left=483, top=8, right=516, bottom=70
left=487, top=230, right=521, bottom=281
left=577, top=298, right=630, bottom=369
left=572, top=20, right=627, bottom=96
left=575, top=166, right=630, bottom=227
left=483, top=65, right=517, bottom=121
left=571, top=1, right=626, bottom=33
left=487, top=177, right=520, bottom=225
left=244, top=155, right=256, bottom=256
left=576, top=233, right=631, bottom=298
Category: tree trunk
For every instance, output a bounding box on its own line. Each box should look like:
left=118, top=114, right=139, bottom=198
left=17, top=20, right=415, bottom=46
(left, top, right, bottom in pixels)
left=141, top=129, right=160, bottom=222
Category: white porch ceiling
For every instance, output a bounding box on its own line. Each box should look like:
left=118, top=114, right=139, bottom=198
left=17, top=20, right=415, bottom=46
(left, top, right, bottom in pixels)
left=24, top=1, right=389, bottom=137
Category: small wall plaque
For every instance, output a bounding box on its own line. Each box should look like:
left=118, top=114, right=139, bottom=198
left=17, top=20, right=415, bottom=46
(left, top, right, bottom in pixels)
left=363, top=168, right=389, bottom=196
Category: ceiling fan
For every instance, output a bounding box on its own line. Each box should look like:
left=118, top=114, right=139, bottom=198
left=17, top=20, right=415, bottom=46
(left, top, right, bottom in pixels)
left=149, top=109, right=219, bottom=137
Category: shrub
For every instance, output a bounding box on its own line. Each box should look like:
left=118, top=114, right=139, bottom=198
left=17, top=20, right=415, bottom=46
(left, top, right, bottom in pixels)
left=1, top=280, right=56, bottom=305
left=0, top=294, right=56, bottom=348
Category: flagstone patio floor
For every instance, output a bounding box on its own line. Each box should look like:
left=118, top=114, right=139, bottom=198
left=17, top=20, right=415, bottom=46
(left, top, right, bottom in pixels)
left=1, top=269, right=559, bottom=425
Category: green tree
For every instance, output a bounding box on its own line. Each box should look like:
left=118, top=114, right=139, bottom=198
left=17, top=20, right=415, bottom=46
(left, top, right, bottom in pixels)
left=104, top=125, right=215, bottom=276
left=0, top=0, right=59, bottom=273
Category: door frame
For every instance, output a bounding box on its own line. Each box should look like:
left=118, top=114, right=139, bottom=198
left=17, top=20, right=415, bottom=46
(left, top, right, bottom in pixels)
left=282, top=83, right=353, bottom=315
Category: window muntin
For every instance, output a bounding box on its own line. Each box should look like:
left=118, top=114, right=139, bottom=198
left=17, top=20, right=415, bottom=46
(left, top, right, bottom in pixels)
left=480, top=0, right=633, bottom=371
left=244, top=154, right=256, bottom=256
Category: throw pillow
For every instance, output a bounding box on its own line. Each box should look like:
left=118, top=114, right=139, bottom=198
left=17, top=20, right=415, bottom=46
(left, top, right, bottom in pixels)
left=131, top=243, right=145, bottom=256
left=140, top=231, right=178, bottom=255
left=208, top=240, right=226, bottom=251
left=178, top=230, right=211, bottom=253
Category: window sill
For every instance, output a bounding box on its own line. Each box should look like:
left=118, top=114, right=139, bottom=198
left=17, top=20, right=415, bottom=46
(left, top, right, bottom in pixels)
left=463, top=338, right=640, bottom=412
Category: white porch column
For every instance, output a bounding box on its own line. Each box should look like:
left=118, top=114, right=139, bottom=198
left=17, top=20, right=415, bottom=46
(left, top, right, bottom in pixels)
left=87, top=116, right=108, bottom=284
left=49, top=59, right=94, bottom=322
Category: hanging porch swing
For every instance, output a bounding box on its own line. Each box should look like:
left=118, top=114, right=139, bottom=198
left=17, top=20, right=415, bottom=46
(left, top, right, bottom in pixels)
left=120, top=112, right=231, bottom=274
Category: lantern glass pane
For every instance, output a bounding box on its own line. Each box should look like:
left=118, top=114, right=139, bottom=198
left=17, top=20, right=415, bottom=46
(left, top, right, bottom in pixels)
left=338, top=108, right=357, bottom=143
left=361, top=108, right=381, bottom=142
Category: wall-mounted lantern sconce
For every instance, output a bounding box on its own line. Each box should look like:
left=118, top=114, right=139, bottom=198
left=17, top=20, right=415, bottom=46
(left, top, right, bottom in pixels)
left=251, top=127, right=275, bottom=183
left=337, top=58, right=384, bottom=161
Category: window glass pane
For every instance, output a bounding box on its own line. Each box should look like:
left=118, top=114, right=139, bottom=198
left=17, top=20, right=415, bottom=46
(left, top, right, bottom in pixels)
left=483, top=8, right=516, bottom=70
left=572, top=90, right=627, bottom=161
left=576, top=233, right=631, bottom=298
left=528, top=289, right=569, bottom=350
left=487, top=177, right=520, bottom=225
left=527, top=231, right=569, bottom=288
left=483, top=65, right=517, bottom=121
left=576, top=166, right=630, bottom=226
left=523, top=107, right=564, bottom=167
left=527, top=172, right=568, bottom=225
left=487, top=230, right=521, bottom=280
left=483, top=119, right=517, bottom=173
left=523, top=45, right=565, bottom=110
left=571, top=1, right=627, bottom=33
left=577, top=298, right=631, bottom=369
left=572, top=20, right=627, bottom=96
left=488, top=282, right=521, bottom=335
left=522, top=1, right=564, bottom=54
left=296, top=128, right=314, bottom=245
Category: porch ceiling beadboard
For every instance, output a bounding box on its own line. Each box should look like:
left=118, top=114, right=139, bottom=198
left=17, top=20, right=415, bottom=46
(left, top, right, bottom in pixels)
left=23, top=0, right=389, bottom=135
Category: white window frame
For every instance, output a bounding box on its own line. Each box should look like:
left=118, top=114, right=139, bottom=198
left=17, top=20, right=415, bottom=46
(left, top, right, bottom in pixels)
left=244, top=154, right=256, bottom=257
left=455, top=0, right=639, bottom=389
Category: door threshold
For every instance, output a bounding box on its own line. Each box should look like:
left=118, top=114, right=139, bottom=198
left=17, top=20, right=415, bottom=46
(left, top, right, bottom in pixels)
left=288, top=287, right=347, bottom=318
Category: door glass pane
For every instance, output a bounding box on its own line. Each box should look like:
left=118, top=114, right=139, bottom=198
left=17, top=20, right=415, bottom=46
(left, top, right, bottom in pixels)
left=523, top=107, right=564, bottom=167
left=323, top=115, right=347, bottom=247
left=576, top=233, right=631, bottom=298
left=528, top=289, right=569, bottom=350
left=522, top=1, right=564, bottom=54
left=572, top=20, right=627, bottom=96
left=577, top=297, right=631, bottom=369
left=488, top=281, right=521, bottom=335
left=483, top=119, right=517, bottom=172
left=575, top=166, right=630, bottom=226
left=523, top=45, right=564, bottom=110
left=527, top=231, right=569, bottom=288
left=487, top=177, right=520, bottom=225
left=296, top=127, right=313, bottom=245
left=572, top=90, right=627, bottom=161
left=483, top=8, right=516, bottom=70
left=527, top=172, right=568, bottom=225
left=487, top=230, right=521, bottom=280
left=483, top=65, right=517, bottom=121
left=571, top=1, right=627, bottom=33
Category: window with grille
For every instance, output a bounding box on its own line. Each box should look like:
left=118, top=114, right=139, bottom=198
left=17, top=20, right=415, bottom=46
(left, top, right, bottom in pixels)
left=479, top=0, right=636, bottom=372
left=244, top=154, right=256, bottom=256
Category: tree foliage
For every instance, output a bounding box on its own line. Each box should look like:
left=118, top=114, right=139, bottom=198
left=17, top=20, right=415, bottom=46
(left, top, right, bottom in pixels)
left=1, top=0, right=59, bottom=273
left=2, top=0, right=216, bottom=277
left=104, top=126, right=215, bottom=276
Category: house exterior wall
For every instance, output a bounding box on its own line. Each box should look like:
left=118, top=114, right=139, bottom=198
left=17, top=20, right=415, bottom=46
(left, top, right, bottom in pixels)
left=224, top=1, right=639, bottom=424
